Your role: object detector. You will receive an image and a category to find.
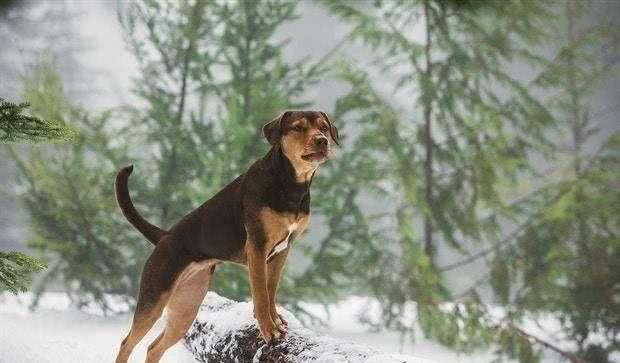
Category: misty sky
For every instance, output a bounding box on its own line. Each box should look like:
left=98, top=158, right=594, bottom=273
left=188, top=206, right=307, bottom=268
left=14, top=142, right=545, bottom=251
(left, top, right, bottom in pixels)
left=2, top=1, right=618, bottom=130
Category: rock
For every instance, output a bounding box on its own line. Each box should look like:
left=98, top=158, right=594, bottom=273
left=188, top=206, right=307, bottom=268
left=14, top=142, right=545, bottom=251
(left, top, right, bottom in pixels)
left=184, top=292, right=419, bottom=363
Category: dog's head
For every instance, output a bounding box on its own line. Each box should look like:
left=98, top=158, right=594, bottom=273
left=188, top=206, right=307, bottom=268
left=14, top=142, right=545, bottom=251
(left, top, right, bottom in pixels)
left=263, top=110, right=339, bottom=171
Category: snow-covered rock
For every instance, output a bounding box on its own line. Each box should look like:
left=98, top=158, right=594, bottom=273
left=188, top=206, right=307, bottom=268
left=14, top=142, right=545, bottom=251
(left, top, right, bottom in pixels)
left=185, top=292, right=419, bottom=363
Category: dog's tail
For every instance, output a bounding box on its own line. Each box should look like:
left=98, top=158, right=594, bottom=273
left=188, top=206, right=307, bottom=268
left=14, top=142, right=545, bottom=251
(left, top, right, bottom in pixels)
left=115, top=165, right=167, bottom=246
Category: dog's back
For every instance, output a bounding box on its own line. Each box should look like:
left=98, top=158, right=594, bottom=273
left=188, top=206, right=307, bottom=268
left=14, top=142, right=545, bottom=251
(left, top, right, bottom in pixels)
left=169, top=172, right=247, bottom=262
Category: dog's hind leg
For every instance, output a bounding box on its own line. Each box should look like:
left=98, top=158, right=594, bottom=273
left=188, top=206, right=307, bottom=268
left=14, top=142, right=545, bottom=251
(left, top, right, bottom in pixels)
left=145, top=260, right=215, bottom=363
left=115, top=241, right=184, bottom=363
left=116, top=292, right=168, bottom=363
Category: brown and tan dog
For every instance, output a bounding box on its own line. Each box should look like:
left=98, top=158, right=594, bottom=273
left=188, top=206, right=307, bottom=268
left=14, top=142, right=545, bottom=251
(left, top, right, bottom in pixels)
left=113, top=110, right=338, bottom=363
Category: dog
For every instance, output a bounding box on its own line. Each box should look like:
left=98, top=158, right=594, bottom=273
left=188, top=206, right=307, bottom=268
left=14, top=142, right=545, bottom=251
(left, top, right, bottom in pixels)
left=114, top=110, right=338, bottom=363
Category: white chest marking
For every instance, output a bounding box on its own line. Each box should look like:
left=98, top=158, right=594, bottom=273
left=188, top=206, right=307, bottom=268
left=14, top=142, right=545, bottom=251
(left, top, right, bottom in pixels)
left=267, top=223, right=298, bottom=261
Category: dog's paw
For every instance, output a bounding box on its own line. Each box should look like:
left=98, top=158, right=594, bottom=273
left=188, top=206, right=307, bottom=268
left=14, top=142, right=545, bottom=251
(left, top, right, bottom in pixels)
left=258, top=320, right=282, bottom=343
left=276, top=313, right=288, bottom=326
left=274, top=313, right=288, bottom=334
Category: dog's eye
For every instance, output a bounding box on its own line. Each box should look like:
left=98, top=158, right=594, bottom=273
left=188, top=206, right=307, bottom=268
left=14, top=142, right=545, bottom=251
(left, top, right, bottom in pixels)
left=292, top=124, right=303, bottom=132
left=319, top=124, right=328, bottom=132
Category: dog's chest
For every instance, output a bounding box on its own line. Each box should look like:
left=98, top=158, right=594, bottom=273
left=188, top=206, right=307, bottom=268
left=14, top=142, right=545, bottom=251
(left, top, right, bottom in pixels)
left=266, top=217, right=307, bottom=262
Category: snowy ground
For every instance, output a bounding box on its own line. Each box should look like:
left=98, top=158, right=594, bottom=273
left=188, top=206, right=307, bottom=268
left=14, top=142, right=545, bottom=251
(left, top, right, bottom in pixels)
left=0, top=292, right=543, bottom=363
left=0, top=292, right=194, bottom=363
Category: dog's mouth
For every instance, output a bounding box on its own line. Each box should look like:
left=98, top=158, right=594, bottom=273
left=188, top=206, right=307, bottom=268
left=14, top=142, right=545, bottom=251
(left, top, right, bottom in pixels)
left=301, top=150, right=328, bottom=162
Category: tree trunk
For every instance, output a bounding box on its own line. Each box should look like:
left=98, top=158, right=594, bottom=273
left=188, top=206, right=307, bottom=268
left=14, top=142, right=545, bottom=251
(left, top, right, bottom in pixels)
left=565, top=0, right=591, bottom=258
left=184, top=292, right=418, bottom=363
left=422, top=0, right=435, bottom=261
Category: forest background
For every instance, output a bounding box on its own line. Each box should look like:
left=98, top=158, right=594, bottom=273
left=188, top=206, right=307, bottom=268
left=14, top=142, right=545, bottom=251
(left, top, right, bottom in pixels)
left=1, top=1, right=618, bottom=362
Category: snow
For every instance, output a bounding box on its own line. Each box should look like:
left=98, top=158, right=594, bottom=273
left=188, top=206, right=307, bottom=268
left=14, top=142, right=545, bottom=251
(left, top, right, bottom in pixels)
left=0, top=290, right=571, bottom=363
left=186, top=293, right=427, bottom=363
left=0, top=292, right=195, bottom=363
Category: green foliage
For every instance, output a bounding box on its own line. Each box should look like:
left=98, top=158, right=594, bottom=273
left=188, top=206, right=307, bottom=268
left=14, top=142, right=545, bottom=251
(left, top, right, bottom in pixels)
left=0, top=62, right=76, bottom=296
left=8, top=60, right=145, bottom=312
left=0, top=251, right=46, bottom=294
left=0, top=98, right=76, bottom=143
left=320, top=0, right=604, bottom=362
left=487, top=1, right=620, bottom=361
left=324, top=0, right=554, bottom=255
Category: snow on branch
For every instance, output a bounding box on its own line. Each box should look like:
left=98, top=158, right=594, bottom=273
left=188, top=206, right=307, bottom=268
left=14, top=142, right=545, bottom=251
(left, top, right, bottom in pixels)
left=185, top=292, right=419, bottom=363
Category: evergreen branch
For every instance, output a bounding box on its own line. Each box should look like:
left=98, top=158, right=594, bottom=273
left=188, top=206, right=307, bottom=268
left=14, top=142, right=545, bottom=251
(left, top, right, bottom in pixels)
left=5, top=145, right=37, bottom=191
left=140, top=7, right=174, bottom=74
left=0, top=251, right=47, bottom=294
left=457, top=288, right=586, bottom=362
left=438, top=194, right=559, bottom=272
left=298, top=188, right=358, bottom=281
left=59, top=161, right=117, bottom=270
left=319, top=0, right=423, bottom=72
left=439, top=144, right=607, bottom=272
left=499, top=319, right=586, bottom=363
left=29, top=259, right=62, bottom=311
left=0, top=98, right=77, bottom=143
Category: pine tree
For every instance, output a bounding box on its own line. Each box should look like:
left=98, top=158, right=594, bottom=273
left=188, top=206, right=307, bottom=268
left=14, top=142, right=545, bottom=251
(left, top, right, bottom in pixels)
left=0, top=84, right=75, bottom=294
left=7, top=61, right=143, bottom=312
left=321, top=1, right=574, bottom=361
left=488, top=1, right=620, bottom=361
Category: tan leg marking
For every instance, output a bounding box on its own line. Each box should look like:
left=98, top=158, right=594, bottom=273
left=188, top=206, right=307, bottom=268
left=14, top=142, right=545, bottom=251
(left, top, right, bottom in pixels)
left=248, top=244, right=281, bottom=342
left=116, top=292, right=170, bottom=363
left=145, top=260, right=215, bottom=363
left=116, top=242, right=182, bottom=363
left=267, top=247, right=289, bottom=332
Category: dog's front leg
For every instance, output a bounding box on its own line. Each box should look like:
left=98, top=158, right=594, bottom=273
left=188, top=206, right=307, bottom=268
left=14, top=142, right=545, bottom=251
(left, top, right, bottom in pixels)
left=267, top=248, right=289, bottom=333
left=247, top=241, right=281, bottom=343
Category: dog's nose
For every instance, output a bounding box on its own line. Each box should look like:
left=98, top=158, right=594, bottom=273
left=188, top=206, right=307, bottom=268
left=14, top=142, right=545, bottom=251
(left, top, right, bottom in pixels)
left=314, top=136, right=328, bottom=147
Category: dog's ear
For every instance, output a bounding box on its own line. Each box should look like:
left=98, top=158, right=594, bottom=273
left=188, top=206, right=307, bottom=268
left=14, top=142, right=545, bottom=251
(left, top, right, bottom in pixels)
left=320, top=111, right=339, bottom=146
left=262, top=111, right=291, bottom=146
